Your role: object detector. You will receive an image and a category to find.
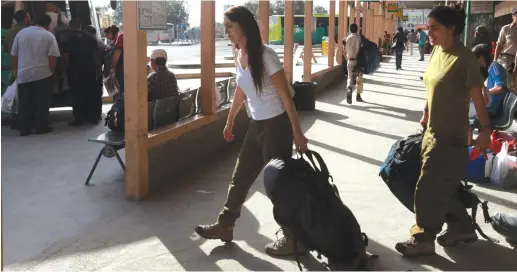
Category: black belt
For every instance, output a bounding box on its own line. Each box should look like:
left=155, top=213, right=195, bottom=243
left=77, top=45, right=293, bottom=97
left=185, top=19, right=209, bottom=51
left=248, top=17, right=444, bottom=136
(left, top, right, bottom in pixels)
left=348, top=58, right=357, bottom=61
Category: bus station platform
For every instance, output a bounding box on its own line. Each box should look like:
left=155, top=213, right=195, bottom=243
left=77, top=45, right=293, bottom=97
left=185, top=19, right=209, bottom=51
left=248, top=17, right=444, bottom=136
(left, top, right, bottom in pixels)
left=3, top=53, right=516, bottom=271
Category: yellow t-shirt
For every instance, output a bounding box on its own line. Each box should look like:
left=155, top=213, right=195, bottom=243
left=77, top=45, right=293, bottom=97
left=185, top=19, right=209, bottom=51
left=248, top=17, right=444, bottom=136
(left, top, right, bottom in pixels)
left=423, top=43, right=484, bottom=144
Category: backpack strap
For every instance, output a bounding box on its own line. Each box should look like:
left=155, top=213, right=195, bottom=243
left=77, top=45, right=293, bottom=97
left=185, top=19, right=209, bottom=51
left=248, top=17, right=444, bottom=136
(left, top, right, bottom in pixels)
left=304, top=150, right=330, bottom=177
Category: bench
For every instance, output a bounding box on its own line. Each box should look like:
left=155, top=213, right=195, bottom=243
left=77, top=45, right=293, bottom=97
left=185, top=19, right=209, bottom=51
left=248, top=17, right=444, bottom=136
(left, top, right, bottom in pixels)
left=471, top=92, right=517, bottom=134
left=85, top=78, right=236, bottom=185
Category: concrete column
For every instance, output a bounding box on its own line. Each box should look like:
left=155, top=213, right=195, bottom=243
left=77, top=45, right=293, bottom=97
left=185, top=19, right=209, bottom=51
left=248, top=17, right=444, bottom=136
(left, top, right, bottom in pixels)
left=284, top=0, right=294, bottom=82
left=304, top=0, right=313, bottom=81
left=200, top=1, right=216, bottom=115
left=328, top=0, right=336, bottom=67
left=123, top=1, right=149, bottom=200
left=259, top=1, right=269, bottom=44
left=343, top=0, right=348, bottom=37
left=337, top=0, right=345, bottom=64
left=15, top=0, right=23, bottom=11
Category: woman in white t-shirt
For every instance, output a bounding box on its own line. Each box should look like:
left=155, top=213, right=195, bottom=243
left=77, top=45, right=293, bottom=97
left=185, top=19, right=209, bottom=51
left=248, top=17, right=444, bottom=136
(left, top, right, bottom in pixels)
left=195, top=6, right=308, bottom=257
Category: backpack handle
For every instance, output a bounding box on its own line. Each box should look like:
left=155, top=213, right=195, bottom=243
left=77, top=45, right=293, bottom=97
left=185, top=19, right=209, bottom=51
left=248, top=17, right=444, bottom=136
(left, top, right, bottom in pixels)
left=304, top=150, right=330, bottom=177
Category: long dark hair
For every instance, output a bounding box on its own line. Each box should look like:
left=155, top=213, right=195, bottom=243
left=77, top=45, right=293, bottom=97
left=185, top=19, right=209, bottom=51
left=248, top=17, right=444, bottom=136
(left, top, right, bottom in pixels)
left=225, top=6, right=265, bottom=92
left=428, top=3, right=466, bottom=36
left=472, top=44, right=491, bottom=79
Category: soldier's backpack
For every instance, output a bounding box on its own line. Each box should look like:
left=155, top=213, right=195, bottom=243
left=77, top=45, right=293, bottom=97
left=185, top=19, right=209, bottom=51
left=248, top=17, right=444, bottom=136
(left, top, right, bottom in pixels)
left=105, top=95, right=124, bottom=132
left=267, top=151, right=373, bottom=271
left=379, top=132, right=498, bottom=243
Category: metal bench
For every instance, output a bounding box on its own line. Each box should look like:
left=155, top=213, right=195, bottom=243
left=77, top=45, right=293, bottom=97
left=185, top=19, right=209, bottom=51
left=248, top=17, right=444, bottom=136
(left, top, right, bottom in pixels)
left=492, top=92, right=517, bottom=131
left=85, top=131, right=126, bottom=185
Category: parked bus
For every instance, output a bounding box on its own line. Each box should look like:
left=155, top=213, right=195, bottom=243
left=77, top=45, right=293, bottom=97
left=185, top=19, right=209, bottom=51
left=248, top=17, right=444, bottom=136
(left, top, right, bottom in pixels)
left=269, top=14, right=361, bottom=45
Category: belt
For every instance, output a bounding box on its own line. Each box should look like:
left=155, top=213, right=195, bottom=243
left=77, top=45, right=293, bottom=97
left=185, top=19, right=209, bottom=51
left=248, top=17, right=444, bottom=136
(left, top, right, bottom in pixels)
left=348, top=58, right=357, bottom=61
left=500, top=53, right=516, bottom=58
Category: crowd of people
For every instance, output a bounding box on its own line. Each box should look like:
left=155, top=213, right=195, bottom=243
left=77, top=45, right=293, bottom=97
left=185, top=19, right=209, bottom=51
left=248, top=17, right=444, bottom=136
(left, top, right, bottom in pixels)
left=5, top=11, right=180, bottom=136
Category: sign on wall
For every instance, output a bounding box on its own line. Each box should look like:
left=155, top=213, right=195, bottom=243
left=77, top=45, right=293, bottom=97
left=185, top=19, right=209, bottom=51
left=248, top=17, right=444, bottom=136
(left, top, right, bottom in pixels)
left=402, top=16, right=408, bottom=21
left=137, top=0, right=167, bottom=31
left=388, top=3, right=398, bottom=13
left=471, top=1, right=494, bottom=14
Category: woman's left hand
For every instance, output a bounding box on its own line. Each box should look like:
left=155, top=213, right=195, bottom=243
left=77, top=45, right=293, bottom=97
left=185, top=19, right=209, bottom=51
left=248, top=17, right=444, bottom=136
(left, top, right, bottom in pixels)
left=294, top=131, right=309, bottom=153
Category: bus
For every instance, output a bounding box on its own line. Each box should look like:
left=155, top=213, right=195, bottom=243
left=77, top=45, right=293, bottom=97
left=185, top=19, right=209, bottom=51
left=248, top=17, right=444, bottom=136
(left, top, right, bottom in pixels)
left=1, top=0, right=101, bottom=107
left=269, top=14, right=361, bottom=45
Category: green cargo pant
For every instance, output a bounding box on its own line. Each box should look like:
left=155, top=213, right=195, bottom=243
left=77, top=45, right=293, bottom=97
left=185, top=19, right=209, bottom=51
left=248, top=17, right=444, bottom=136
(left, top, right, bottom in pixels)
left=218, top=112, right=293, bottom=227
left=411, top=133, right=474, bottom=241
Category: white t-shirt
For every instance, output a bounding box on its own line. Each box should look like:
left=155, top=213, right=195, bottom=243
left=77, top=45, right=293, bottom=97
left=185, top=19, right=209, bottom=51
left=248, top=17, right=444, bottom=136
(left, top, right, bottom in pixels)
left=236, top=45, right=289, bottom=121
left=11, top=26, right=60, bottom=84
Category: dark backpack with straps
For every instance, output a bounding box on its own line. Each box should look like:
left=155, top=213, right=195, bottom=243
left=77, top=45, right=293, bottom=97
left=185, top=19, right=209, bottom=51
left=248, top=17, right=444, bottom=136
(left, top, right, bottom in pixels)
left=379, top=133, right=498, bottom=243
left=105, top=95, right=124, bottom=132
left=267, top=151, right=371, bottom=270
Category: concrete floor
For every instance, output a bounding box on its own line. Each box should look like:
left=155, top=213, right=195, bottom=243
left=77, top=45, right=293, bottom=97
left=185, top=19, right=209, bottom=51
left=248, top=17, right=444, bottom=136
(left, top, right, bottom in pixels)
left=2, top=53, right=517, bottom=271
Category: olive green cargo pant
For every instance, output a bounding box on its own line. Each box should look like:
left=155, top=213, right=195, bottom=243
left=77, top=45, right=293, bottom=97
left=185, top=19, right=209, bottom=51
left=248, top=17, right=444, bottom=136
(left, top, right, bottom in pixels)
left=218, top=112, right=293, bottom=227
left=411, top=133, right=474, bottom=241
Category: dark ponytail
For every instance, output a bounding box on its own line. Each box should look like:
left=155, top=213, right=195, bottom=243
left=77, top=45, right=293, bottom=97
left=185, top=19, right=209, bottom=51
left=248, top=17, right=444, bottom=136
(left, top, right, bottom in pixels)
left=428, top=3, right=467, bottom=36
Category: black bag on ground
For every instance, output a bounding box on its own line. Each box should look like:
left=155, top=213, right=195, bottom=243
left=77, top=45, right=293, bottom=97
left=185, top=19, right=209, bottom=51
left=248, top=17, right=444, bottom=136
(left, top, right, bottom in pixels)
left=105, top=94, right=124, bottom=132
left=379, top=132, right=498, bottom=243
left=267, top=150, right=370, bottom=270
left=491, top=212, right=517, bottom=244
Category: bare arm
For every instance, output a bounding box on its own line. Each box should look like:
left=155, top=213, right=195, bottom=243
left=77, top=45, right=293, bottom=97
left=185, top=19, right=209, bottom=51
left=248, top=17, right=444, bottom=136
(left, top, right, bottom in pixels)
left=271, top=69, right=303, bottom=135
left=494, top=43, right=502, bottom=61
left=12, top=56, right=18, bottom=77
left=226, top=86, right=246, bottom=124
left=112, top=48, right=122, bottom=70
left=49, top=56, right=57, bottom=72
left=470, top=85, right=490, bottom=129
left=488, top=85, right=504, bottom=96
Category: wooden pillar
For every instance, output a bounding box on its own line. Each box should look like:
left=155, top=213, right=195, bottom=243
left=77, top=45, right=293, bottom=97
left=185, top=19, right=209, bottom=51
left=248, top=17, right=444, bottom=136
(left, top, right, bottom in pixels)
left=328, top=0, right=336, bottom=67
left=123, top=1, right=149, bottom=200
left=284, top=0, right=294, bottom=82
left=343, top=0, right=348, bottom=37
left=355, top=0, right=360, bottom=25
left=337, top=0, right=345, bottom=64
left=350, top=5, right=355, bottom=25
left=303, top=0, right=313, bottom=81
left=259, top=1, right=269, bottom=44
left=15, top=0, right=23, bottom=11
left=200, top=1, right=216, bottom=115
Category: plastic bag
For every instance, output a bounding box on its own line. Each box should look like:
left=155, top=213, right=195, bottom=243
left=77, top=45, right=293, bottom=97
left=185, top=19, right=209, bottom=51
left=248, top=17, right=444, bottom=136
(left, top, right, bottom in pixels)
left=1, top=80, right=18, bottom=114
left=491, top=131, right=515, bottom=154
left=103, top=72, right=119, bottom=98
left=490, top=142, right=517, bottom=187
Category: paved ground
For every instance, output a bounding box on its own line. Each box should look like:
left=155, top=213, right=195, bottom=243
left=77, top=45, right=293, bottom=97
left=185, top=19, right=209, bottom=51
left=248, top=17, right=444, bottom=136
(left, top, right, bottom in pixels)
left=3, top=53, right=517, bottom=271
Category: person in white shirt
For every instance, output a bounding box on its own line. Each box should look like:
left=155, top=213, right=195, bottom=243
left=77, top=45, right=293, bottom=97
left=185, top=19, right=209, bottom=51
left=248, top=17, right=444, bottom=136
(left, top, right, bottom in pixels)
left=11, top=14, right=60, bottom=136
left=345, top=23, right=362, bottom=104
left=195, top=5, right=309, bottom=257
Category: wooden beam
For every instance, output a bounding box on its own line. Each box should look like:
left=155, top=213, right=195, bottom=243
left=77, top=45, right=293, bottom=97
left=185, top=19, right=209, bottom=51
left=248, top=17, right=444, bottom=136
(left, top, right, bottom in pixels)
left=123, top=1, right=149, bottom=200
left=355, top=0, right=360, bottom=25
left=200, top=1, right=216, bottom=115
left=259, top=1, right=269, bottom=44
left=343, top=0, right=348, bottom=38
left=337, top=0, right=345, bottom=64
left=350, top=6, right=355, bottom=25
left=303, top=0, right=313, bottom=81
left=284, top=0, right=294, bottom=82
left=328, top=0, right=336, bottom=67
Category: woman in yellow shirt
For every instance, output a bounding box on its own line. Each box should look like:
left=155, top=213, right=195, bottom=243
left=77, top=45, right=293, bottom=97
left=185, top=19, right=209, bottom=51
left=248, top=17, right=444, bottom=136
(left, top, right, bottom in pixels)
left=395, top=4, right=491, bottom=257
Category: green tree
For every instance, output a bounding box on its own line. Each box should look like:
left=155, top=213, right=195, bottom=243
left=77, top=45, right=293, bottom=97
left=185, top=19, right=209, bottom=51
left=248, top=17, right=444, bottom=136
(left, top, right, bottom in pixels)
left=314, top=5, right=328, bottom=14
left=112, top=0, right=123, bottom=25
left=270, top=0, right=284, bottom=15
left=293, top=1, right=305, bottom=15
left=166, top=0, right=189, bottom=26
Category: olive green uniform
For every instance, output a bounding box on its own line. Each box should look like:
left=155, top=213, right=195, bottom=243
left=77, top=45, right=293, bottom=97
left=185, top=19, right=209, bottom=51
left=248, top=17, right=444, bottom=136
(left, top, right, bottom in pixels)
left=411, top=44, right=484, bottom=241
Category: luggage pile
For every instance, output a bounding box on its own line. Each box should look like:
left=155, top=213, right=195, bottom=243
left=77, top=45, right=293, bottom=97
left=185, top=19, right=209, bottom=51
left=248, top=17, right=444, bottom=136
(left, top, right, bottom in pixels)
left=357, top=36, right=381, bottom=75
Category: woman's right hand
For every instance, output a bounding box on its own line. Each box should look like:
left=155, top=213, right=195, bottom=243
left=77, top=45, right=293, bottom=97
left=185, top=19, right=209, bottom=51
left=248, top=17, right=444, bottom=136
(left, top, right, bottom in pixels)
left=223, top=121, right=234, bottom=142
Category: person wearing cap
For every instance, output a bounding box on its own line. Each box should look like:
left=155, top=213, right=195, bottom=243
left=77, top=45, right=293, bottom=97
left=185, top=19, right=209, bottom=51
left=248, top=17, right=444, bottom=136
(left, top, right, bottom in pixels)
left=494, top=8, right=517, bottom=91
left=147, top=49, right=178, bottom=102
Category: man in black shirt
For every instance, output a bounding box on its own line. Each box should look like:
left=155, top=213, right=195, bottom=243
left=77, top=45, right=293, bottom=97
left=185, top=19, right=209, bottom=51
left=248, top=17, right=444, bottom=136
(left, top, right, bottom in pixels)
left=57, top=19, right=99, bottom=125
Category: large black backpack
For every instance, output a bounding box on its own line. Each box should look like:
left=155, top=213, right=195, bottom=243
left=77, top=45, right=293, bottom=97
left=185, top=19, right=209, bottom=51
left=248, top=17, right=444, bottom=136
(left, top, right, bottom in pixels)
left=379, top=133, right=498, bottom=243
left=267, top=151, right=371, bottom=270
left=105, top=95, right=124, bottom=132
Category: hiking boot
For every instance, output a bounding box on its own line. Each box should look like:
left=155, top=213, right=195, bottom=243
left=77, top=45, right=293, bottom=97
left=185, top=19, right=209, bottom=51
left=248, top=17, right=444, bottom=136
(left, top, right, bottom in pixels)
left=265, top=230, right=307, bottom=257
left=437, top=229, right=478, bottom=247
left=346, top=87, right=353, bottom=104
left=356, top=94, right=364, bottom=102
left=395, top=237, right=435, bottom=257
left=194, top=223, right=233, bottom=243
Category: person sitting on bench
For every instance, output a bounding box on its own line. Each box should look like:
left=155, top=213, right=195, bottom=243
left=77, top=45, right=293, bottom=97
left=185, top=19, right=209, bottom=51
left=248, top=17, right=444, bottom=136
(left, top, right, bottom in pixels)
left=147, top=49, right=179, bottom=102
left=468, top=44, right=509, bottom=145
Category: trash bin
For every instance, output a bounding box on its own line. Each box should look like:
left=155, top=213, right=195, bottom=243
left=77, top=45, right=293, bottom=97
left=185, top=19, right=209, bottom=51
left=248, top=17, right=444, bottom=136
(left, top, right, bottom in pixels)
left=321, top=36, right=329, bottom=56
left=293, top=81, right=317, bottom=111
